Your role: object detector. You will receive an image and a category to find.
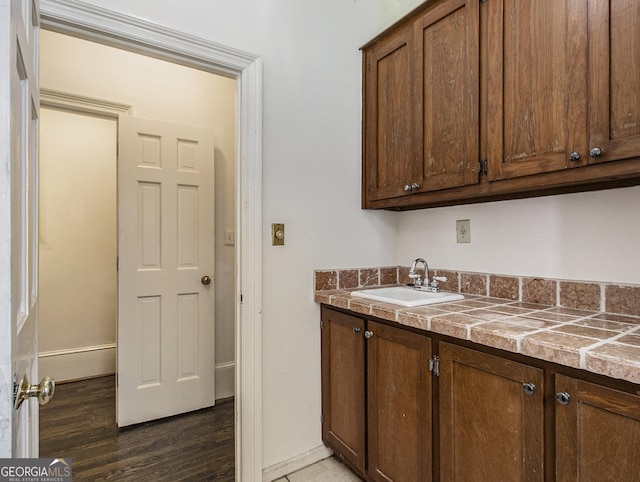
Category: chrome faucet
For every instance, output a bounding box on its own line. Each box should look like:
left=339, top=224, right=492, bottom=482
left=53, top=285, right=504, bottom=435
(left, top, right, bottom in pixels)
left=408, top=258, right=429, bottom=287
left=408, top=258, right=447, bottom=292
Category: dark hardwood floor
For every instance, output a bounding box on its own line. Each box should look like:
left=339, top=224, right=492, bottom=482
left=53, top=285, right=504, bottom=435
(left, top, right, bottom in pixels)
left=40, top=376, right=234, bottom=481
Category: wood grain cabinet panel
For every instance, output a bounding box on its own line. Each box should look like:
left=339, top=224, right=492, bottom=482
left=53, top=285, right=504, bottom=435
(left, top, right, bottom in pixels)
left=321, top=308, right=433, bottom=481
left=486, top=0, right=588, bottom=180
left=439, top=342, right=544, bottom=482
left=321, top=306, right=640, bottom=481
left=588, top=0, right=640, bottom=166
left=362, top=0, right=640, bottom=210
left=555, top=374, right=640, bottom=481
left=367, top=321, right=432, bottom=482
left=321, top=307, right=366, bottom=475
left=363, top=25, right=416, bottom=202
left=363, top=0, right=479, bottom=205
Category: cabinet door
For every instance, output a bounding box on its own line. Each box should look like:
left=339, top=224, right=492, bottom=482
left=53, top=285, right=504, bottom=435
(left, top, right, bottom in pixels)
left=367, top=321, right=432, bottom=482
left=555, top=374, right=640, bottom=481
left=414, top=0, right=479, bottom=192
left=363, top=0, right=479, bottom=205
left=363, top=25, right=418, bottom=203
left=439, top=343, right=544, bottom=481
left=321, top=307, right=366, bottom=474
left=486, top=0, right=589, bottom=180
left=588, top=0, right=640, bottom=165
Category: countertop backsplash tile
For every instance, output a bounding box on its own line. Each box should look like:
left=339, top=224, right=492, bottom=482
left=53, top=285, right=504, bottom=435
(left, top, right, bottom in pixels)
left=314, top=266, right=640, bottom=318
left=314, top=266, right=640, bottom=385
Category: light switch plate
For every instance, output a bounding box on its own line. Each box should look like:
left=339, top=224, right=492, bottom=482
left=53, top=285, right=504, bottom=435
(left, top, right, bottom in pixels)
left=456, top=219, right=471, bottom=243
left=272, top=223, right=285, bottom=246
left=224, top=229, right=235, bottom=246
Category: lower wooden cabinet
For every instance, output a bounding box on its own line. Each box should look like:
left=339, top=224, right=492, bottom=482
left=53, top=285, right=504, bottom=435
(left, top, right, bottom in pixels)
left=555, top=374, right=640, bottom=481
left=321, top=307, right=366, bottom=474
left=321, top=306, right=432, bottom=481
left=321, top=306, right=640, bottom=481
left=439, top=343, right=544, bottom=481
left=367, top=321, right=432, bottom=481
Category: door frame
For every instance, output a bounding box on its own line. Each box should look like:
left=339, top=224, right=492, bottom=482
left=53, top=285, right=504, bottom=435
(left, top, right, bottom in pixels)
left=39, top=1, right=263, bottom=480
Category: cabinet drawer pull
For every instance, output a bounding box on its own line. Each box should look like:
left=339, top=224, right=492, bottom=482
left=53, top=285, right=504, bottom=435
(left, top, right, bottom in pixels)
left=353, top=327, right=361, bottom=335
left=364, top=330, right=374, bottom=339
left=569, top=151, right=581, bottom=162
left=522, top=383, right=536, bottom=396
left=589, top=147, right=603, bottom=158
left=556, top=392, right=571, bottom=405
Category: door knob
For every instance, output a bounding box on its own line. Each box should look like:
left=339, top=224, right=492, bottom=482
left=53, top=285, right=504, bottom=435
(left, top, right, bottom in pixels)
left=569, top=151, right=581, bottom=162
left=556, top=392, right=571, bottom=406
left=201, top=275, right=212, bottom=285
left=14, top=374, right=55, bottom=410
left=522, top=383, right=536, bottom=396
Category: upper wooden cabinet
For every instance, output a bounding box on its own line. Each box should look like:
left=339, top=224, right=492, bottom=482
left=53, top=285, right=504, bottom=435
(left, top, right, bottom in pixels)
left=486, top=0, right=588, bottom=181
left=363, top=0, right=479, bottom=204
left=362, top=0, right=640, bottom=210
left=589, top=0, right=640, bottom=166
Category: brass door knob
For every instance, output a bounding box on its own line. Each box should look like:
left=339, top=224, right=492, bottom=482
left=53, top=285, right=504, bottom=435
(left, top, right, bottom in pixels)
left=201, top=275, right=212, bottom=285
left=14, top=374, right=55, bottom=410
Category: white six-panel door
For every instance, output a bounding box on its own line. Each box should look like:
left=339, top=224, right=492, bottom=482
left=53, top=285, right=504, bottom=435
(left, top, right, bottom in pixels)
left=3, top=0, right=41, bottom=457
left=117, top=116, right=215, bottom=427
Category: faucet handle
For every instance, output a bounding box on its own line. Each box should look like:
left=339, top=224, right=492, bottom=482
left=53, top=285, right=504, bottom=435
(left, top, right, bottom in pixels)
left=430, top=276, right=447, bottom=290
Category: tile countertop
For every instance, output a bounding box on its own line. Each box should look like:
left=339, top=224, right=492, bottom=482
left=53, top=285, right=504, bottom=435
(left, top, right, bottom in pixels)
left=314, top=287, right=640, bottom=385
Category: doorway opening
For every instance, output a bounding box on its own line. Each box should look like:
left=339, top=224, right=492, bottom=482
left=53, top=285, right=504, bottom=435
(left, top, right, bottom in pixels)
left=39, top=24, right=236, bottom=440
left=39, top=29, right=237, bottom=402
left=39, top=0, right=263, bottom=479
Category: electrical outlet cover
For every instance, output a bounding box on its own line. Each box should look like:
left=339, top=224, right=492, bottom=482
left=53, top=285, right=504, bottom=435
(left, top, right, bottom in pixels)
left=456, top=219, right=471, bottom=243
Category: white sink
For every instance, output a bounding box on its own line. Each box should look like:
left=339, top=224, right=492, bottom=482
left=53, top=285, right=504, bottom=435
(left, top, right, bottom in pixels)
left=351, top=286, right=464, bottom=307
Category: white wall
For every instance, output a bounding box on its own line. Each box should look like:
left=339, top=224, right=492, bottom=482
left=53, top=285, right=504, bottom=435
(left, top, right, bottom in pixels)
left=39, top=108, right=118, bottom=379
left=397, top=186, right=640, bottom=284
left=39, top=30, right=237, bottom=392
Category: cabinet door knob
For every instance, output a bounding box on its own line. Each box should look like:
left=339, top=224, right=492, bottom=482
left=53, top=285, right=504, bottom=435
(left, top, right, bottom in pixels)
left=556, top=392, right=571, bottom=405
left=569, top=151, right=581, bottom=162
left=404, top=184, right=411, bottom=192
left=353, top=327, right=361, bottom=335
left=364, top=330, right=374, bottom=339
left=411, top=182, right=420, bottom=190
left=589, top=147, right=603, bottom=158
left=522, top=383, right=536, bottom=396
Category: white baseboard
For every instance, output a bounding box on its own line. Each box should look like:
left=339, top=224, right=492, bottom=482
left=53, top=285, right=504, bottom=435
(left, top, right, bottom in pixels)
left=262, top=444, right=334, bottom=482
left=39, top=345, right=236, bottom=399
left=215, top=360, right=235, bottom=400
left=39, top=344, right=116, bottom=382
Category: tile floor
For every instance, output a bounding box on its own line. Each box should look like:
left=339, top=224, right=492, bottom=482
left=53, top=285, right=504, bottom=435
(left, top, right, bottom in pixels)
left=276, top=456, right=361, bottom=482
